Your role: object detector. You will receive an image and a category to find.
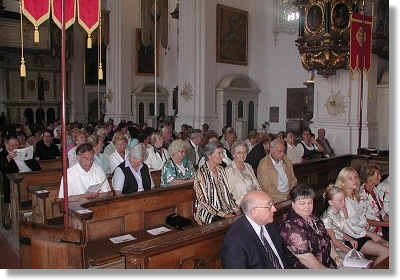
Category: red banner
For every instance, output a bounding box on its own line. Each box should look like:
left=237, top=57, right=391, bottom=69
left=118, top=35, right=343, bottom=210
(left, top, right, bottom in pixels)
left=51, top=0, right=76, bottom=30
left=77, top=0, right=100, bottom=48
left=22, top=0, right=51, bottom=42
left=77, top=0, right=100, bottom=33
left=350, top=13, right=373, bottom=74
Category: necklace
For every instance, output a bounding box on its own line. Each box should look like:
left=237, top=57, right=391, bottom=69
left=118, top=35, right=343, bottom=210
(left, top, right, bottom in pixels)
left=307, top=218, right=320, bottom=234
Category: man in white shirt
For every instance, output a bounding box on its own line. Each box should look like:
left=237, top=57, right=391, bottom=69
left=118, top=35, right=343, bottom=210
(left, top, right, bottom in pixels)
left=59, top=143, right=111, bottom=202
left=221, top=190, right=296, bottom=268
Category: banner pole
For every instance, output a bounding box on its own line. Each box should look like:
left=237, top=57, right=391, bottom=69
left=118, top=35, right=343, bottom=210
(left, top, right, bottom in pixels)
left=357, top=1, right=366, bottom=155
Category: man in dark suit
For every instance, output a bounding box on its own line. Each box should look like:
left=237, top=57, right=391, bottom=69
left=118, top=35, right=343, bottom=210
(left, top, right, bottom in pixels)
left=0, top=135, right=41, bottom=227
left=221, top=190, right=295, bottom=269
left=0, top=135, right=42, bottom=203
left=186, top=129, right=203, bottom=167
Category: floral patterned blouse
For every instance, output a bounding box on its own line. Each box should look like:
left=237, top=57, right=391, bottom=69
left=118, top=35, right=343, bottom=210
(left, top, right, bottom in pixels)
left=279, top=207, right=337, bottom=269
left=160, top=157, right=195, bottom=188
left=359, top=183, right=384, bottom=236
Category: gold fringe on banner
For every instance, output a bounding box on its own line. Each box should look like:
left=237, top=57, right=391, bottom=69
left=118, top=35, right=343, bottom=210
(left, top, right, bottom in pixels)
left=19, top=0, right=26, bottom=77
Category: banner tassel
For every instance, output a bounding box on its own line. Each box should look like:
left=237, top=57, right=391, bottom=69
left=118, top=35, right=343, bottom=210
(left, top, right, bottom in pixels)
left=34, top=26, right=40, bottom=43
left=87, top=34, right=92, bottom=49
left=98, top=63, right=103, bottom=80
left=20, top=58, right=26, bottom=77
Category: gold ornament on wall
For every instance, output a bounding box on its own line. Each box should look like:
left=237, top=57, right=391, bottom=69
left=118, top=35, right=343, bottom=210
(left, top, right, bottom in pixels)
left=325, top=90, right=348, bottom=118
left=180, top=82, right=193, bottom=102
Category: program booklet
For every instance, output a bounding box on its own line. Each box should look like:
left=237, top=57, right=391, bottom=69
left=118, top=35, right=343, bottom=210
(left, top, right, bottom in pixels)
left=85, top=177, right=107, bottom=194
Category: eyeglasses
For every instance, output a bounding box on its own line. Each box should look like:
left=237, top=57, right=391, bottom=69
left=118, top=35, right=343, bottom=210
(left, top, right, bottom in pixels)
left=177, top=150, right=186, bottom=154
left=253, top=202, right=275, bottom=211
left=80, top=156, right=94, bottom=162
left=235, top=151, right=248, bottom=155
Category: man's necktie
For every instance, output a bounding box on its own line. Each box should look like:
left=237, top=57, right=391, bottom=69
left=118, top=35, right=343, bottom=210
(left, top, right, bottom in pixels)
left=260, top=226, right=282, bottom=269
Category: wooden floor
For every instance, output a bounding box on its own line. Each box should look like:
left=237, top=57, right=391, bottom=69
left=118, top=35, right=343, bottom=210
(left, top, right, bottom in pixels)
left=0, top=228, right=21, bottom=269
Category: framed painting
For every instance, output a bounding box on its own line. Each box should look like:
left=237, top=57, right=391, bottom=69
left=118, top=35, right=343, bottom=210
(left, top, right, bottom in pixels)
left=136, top=28, right=158, bottom=76
left=216, top=4, right=248, bottom=66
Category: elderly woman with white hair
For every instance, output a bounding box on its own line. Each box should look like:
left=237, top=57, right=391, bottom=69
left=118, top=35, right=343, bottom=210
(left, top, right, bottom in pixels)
left=144, top=132, right=169, bottom=171
left=112, top=144, right=154, bottom=196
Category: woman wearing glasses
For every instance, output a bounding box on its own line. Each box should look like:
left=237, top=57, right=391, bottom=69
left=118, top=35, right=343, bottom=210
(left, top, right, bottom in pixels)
left=160, top=139, right=195, bottom=188
left=225, top=140, right=261, bottom=205
left=193, top=140, right=241, bottom=225
left=279, top=183, right=343, bottom=269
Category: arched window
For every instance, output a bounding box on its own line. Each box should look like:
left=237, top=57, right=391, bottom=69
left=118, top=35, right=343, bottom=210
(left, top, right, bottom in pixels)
left=159, top=103, right=165, bottom=117
left=149, top=103, right=155, bottom=116
left=238, top=101, right=244, bottom=118
left=226, top=100, right=233, bottom=128
left=47, top=108, right=56, bottom=124
left=36, top=108, right=45, bottom=124
left=139, top=103, right=144, bottom=125
left=24, top=108, right=34, bottom=126
left=248, top=101, right=255, bottom=131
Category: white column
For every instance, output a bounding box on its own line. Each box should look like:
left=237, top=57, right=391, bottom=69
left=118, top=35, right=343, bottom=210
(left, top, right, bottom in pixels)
left=105, top=0, right=135, bottom=124
left=175, top=0, right=218, bottom=131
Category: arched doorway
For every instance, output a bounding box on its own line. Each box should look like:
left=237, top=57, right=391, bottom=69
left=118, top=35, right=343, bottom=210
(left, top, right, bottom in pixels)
left=216, top=74, right=260, bottom=140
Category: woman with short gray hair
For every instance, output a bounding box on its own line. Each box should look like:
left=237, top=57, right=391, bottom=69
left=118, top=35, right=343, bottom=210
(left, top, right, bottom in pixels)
left=225, top=140, right=261, bottom=205
left=112, top=144, right=154, bottom=195
left=193, top=140, right=241, bottom=225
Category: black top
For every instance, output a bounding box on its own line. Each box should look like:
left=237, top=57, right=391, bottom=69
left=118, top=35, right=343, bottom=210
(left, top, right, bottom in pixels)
left=35, top=140, right=60, bottom=160
left=118, top=161, right=152, bottom=194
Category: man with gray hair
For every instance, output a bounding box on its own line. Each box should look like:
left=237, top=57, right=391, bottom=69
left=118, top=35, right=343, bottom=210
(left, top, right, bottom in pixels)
left=257, top=139, right=297, bottom=202
left=112, top=144, right=154, bottom=195
left=221, top=190, right=295, bottom=269
left=186, top=129, right=203, bottom=166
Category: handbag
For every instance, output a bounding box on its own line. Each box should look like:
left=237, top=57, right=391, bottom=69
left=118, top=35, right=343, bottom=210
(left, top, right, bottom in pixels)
left=343, top=249, right=373, bottom=269
left=165, top=214, right=193, bottom=230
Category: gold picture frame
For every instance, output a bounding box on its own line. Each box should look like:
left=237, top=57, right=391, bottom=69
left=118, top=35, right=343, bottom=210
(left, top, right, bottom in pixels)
left=216, top=4, right=248, bottom=66
left=136, top=28, right=158, bottom=76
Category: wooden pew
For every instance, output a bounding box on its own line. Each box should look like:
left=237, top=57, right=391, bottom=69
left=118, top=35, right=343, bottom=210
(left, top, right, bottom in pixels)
left=7, top=169, right=62, bottom=237
left=27, top=183, right=63, bottom=224
left=38, top=159, right=63, bottom=171
left=68, top=182, right=195, bottom=242
left=120, top=217, right=238, bottom=269
left=28, top=175, right=114, bottom=225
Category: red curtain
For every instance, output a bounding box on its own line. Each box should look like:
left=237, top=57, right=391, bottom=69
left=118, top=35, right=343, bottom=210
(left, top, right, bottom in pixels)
left=350, top=13, right=372, bottom=74
left=51, top=0, right=76, bottom=30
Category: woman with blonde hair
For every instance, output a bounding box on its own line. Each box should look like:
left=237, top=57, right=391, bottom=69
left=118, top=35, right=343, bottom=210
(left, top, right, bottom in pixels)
left=321, top=184, right=388, bottom=267
left=160, top=139, right=195, bottom=188
left=335, top=167, right=389, bottom=248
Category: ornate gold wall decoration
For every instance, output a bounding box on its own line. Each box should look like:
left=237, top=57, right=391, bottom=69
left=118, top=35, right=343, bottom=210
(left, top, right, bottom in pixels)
left=325, top=90, right=348, bottom=118
left=180, top=82, right=193, bottom=102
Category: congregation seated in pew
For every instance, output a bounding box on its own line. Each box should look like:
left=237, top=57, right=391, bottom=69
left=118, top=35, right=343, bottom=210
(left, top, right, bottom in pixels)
left=34, top=129, right=60, bottom=161
left=160, top=139, right=195, bottom=188
left=193, top=140, right=241, bottom=225
left=59, top=143, right=111, bottom=202
left=112, top=144, right=154, bottom=196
